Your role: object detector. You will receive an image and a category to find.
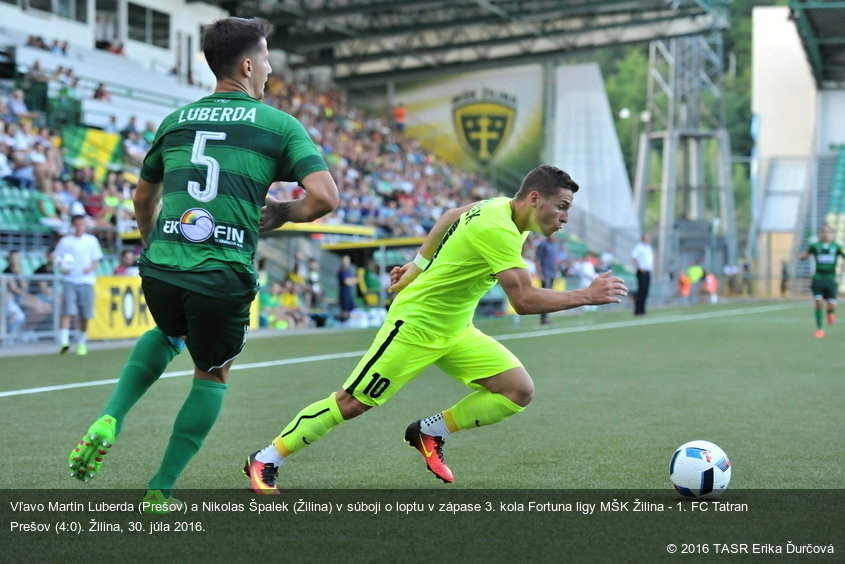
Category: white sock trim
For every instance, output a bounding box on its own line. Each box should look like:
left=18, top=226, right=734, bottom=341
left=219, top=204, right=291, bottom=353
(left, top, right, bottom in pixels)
left=420, top=413, right=450, bottom=437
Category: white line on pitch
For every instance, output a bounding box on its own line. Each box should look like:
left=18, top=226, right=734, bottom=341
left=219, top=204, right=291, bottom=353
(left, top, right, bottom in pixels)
left=0, top=303, right=801, bottom=398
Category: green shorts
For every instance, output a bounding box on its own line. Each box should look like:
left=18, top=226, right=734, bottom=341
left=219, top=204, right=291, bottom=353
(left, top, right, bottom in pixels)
left=811, top=276, right=838, bottom=302
left=343, top=319, right=523, bottom=407
left=142, top=277, right=251, bottom=372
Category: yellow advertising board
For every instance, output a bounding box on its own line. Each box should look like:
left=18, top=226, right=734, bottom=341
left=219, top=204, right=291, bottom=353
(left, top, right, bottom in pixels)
left=88, top=276, right=259, bottom=341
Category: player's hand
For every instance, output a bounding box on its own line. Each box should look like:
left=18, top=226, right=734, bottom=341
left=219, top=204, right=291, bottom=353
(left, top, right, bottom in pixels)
left=387, top=262, right=421, bottom=293
left=586, top=270, right=628, bottom=304
left=260, top=196, right=291, bottom=232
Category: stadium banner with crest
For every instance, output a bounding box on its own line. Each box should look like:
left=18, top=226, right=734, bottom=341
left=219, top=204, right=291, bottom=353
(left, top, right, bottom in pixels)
left=88, top=276, right=259, bottom=340
left=399, top=64, right=543, bottom=182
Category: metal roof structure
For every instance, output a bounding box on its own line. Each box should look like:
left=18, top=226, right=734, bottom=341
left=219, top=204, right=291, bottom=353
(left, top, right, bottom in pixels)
left=198, top=0, right=729, bottom=87
left=790, top=0, right=845, bottom=88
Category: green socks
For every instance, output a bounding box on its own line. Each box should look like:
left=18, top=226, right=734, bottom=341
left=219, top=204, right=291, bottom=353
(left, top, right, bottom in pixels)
left=274, top=393, right=344, bottom=456
left=815, top=308, right=824, bottom=329
left=446, top=389, right=524, bottom=431
left=148, top=378, right=228, bottom=496
left=102, top=328, right=183, bottom=433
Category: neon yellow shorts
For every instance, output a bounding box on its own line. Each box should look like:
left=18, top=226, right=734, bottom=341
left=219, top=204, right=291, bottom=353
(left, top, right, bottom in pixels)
left=342, top=319, right=523, bottom=407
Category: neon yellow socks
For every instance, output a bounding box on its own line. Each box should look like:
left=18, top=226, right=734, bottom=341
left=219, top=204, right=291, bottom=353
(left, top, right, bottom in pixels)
left=272, top=393, right=344, bottom=457
left=444, top=389, right=524, bottom=431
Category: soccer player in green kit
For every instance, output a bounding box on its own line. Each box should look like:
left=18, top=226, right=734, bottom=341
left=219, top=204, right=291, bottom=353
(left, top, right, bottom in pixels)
left=244, top=165, right=628, bottom=493
left=800, top=224, right=845, bottom=338
left=66, top=17, right=339, bottom=510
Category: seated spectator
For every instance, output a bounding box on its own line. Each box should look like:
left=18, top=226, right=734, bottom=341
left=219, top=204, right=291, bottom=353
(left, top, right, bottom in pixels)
left=261, top=280, right=308, bottom=329
left=25, top=35, right=48, bottom=50
left=142, top=121, right=157, bottom=146
left=59, top=77, right=82, bottom=101
left=33, top=189, right=69, bottom=234
left=0, top=142, right=13, bottom=179
left=2, top=250, right=51, bottom=331
left=53, top=65, right=70, bottom=85
left=2, top=290, right=26, bottom=340
left=114, top=249, right=139, bottom=276
left=72, top=166, right=96, bottom=196
left=123, top=131, right=148, bottom=167
left=93, top=83, right=112, bottom=102
left=3, top=122, right=34, bottom=151
left=4, top=149, right=36, bottom=189
left=54, top=179, right=88, bottom=218
left=7, top=89, right=40, bottom=123
left=120, top=115, right=138, bottom=137
left=24, top=59, right=51, bottom=85
left=103, top=114, right=119, bottom=134
left=49, top=39, right=64, bottom=56
left=32, top=249, right=58, bottom=305
left=278, top=280, right=308, bottom=328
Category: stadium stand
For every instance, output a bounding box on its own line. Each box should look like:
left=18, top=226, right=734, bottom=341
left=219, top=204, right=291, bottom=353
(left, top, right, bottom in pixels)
left=0, top=9, right=610, bottom=343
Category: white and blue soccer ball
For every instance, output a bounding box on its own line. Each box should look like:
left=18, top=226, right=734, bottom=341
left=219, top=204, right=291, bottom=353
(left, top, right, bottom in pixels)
left=669, top=440, right=731, bottom=498
left=58, top=253, right=76, bottom=274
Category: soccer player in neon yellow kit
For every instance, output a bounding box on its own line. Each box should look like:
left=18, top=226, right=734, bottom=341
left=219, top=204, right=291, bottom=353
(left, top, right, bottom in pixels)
left=244, top=165, right=627, bottom=492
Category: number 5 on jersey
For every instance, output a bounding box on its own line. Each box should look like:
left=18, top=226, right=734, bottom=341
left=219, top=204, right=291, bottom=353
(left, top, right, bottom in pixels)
left=188, top=130, right=227, bottom=202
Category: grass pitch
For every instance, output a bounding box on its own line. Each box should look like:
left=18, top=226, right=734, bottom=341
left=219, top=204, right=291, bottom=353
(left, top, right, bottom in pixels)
left=1, top=300, right=842, bottom=491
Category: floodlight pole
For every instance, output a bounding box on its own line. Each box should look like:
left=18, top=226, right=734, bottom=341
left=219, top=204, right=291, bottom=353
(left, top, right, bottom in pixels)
left=633, top=28, right=737, bottom=283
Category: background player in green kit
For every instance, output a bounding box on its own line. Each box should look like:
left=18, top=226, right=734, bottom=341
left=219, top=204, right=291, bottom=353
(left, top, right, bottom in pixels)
left=244, top=165, right=628, bottom=493
left=66, top=17, right=339, bottom=510
left=800, top=224, right=845, bottom=338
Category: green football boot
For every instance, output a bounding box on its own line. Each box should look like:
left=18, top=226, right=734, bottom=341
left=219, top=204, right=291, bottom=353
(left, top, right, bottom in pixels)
left=142, top=490, right=185, bottom=514
left=68, top=415, right=117, bottom=481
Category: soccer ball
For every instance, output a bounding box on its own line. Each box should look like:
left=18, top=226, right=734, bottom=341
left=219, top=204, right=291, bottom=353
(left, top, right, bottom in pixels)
left=58, top=253, right=76, bottom=274
left=669, top=440, right=731, bottom=498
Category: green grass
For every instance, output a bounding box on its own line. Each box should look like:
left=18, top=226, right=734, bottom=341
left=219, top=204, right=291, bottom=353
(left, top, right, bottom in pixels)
left=3, top=301, right=844, bottom=562
left=1, top=300, right=842, bottom=491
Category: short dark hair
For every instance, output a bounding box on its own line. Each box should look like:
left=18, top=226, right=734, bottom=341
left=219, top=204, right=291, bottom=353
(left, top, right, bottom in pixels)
left=514, top=165, right=579, bottom=199
left=202, top=17, right=272, bottom=79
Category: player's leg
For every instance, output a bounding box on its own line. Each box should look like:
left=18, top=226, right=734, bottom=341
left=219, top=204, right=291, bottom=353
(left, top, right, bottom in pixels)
left=68, top=279, right=187, bottom=481
left=245, top=390, right=351, bottom=495
left=407, top=327, right=528, bottom=483
left=74, top=283, right=95, bottom=355
left=58, top=283, right=78, bottom=353
left=245, top=319, right=436, bottom=493
left=811, top=279, right=825, bottom=337
left=824, top=280, right=837, bottom=325
left=146, top=287, right=250, bottom=506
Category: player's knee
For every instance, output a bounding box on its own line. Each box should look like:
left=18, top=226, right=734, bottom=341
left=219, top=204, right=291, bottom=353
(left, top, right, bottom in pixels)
left=335, top=390, right=371, bottom=419
left=505, top=380, right=534, bottom=407
left=515, top=381, right=535, bottom=407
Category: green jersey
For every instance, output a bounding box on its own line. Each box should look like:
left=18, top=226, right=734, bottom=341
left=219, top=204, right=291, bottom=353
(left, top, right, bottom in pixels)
left=388, top=197, right=529, bottom=335
left=139, top=91, right=328, bottom=300
left=806, top=241, right=845, bottom=278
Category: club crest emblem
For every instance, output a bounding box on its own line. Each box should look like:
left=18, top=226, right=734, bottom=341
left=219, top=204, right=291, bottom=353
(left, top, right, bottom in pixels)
left=452, top=89, right=517, bottom=164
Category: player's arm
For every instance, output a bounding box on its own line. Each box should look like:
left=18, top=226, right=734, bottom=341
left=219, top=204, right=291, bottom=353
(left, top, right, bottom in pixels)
left=134, top=178, right=163, bottom=246
left=388, top=201, right=480, bottom=293
left=260, top=171, right=339, bottom=232
left=84, top=259, right=99, bottom=275
left=497, top=268, right=627, bottom=315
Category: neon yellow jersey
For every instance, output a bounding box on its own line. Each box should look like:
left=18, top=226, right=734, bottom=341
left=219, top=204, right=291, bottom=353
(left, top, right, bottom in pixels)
left=388, top=197, right=529, bottom=335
